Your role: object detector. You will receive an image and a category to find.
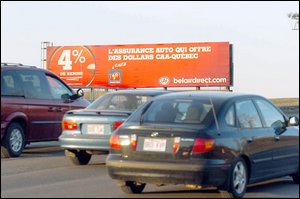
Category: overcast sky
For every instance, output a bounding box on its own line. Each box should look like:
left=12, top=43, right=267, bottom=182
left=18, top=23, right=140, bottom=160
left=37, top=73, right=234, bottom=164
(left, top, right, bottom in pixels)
left=1, top=1, right=299, bottom=98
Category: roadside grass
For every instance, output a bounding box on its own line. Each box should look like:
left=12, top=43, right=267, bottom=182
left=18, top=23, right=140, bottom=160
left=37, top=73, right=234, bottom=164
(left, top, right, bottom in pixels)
left=78, top=88, right=299, bottom=107
left=270, top=98, right=299, bottom=107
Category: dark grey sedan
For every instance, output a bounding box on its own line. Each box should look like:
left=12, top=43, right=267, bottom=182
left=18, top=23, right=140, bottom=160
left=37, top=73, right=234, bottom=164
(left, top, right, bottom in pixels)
left=59, top=89, right=169, bottom=165
left=106, top=91, right=299, bottom=198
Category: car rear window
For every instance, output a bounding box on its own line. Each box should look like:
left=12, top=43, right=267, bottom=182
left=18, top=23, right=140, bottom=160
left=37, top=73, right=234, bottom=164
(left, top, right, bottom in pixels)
left=87, top=93, right=153, bottom=111
left=141, top=98, right=217, bottom=125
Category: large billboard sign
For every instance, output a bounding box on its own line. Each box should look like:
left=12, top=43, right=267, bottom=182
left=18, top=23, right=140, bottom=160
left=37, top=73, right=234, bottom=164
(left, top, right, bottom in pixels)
left=47, top=42, right=233, bottom=88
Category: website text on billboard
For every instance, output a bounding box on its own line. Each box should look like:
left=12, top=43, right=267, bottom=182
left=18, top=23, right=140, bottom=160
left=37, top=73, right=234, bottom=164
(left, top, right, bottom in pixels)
left=46, top=42, right=233, bottom=88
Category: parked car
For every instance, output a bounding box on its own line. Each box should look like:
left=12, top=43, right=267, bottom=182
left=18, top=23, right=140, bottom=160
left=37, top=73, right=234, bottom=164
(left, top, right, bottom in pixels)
left=106, top=91, right=299, bottom=198
left=1, top=63, right=90, bottom=158
left=59, top=89, right=170, bottom=165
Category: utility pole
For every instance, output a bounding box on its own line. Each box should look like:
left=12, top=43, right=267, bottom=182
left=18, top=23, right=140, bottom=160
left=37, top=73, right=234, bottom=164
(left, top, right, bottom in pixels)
left=288, top=12, right=299, bottom=30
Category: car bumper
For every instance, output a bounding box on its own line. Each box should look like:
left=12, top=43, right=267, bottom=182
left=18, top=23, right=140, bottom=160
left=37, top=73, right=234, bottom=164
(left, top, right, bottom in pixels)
left=59, top=134, right=110, bottom=152
left=106, top=154, right=231, bottom=187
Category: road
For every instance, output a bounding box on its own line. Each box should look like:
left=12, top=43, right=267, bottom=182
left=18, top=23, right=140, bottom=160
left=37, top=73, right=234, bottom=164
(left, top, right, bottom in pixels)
left=1, top=142, right=299, bottom=198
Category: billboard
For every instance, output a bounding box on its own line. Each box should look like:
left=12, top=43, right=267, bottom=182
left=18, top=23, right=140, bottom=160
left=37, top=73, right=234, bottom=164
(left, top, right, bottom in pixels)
left=47, top=42, right=232, bottom=88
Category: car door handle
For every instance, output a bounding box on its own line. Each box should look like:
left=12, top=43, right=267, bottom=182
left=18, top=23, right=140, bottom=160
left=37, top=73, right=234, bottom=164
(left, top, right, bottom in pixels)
left=247, top=138, right=253, bottom=144
left=275, top=136, right=280, bottom=142
left=48, top=107, right=55, bottom=112
left=56, top=107, right=63, bottom=112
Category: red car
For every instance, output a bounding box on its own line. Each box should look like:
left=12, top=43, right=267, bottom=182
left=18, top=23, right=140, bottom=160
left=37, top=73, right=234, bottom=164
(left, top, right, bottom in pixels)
left=1, top=63, right=90, bottom=158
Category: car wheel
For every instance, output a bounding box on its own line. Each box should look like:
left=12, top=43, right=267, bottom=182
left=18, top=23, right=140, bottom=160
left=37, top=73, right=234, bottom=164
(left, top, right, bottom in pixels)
left=1, top=123, right=25, bottom=158
left=119, top=181, right=146, bottom=194
left=224, top=158, right=248, bottom=198
left=68, top=150, right=92, bottom=165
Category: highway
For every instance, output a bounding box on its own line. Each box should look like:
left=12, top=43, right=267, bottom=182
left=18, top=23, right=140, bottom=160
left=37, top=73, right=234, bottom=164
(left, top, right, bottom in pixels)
left=1, top=142, right=299, bottom=198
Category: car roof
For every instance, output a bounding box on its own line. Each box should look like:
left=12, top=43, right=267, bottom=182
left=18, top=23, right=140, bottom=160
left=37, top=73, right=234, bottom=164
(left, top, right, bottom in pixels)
left=1, top=63, right=60, bottom=76
left=153, top=91, right=266, bottom=102
left=2, top=63, right=39, bottom=70
left=109, top=89, right=171, bottom=96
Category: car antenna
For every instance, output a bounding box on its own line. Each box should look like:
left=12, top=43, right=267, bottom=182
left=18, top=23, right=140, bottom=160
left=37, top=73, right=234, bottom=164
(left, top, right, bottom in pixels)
left=140, top=101, right=153, bottom=125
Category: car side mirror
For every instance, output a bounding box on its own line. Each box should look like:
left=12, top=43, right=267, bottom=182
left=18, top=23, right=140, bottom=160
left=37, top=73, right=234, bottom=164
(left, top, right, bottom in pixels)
left=76, top=88, right=84, bottom=97
left=69, top=88, right=84, bottom=100
left=288, top=116, right=299, bottom=126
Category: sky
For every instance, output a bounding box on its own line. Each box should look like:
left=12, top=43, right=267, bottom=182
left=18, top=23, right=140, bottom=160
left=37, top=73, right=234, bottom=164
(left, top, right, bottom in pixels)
left=1, top=1, right=299, bottom=98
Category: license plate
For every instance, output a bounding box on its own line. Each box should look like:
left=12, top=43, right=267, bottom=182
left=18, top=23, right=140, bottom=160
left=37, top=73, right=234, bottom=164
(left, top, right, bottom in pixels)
left=86, top=124, right=104, bottom=135
left=143, top=138, right=167, bottom=152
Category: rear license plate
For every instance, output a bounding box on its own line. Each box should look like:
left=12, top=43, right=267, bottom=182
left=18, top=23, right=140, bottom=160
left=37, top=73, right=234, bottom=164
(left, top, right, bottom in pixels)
left=86, top=124, right=105, bottom=135
left=143, top=138, right=167, bottom=152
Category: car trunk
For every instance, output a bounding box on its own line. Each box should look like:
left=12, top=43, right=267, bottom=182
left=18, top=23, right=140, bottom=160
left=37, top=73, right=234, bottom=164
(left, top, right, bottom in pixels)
left=64, top=109, right=132, bottom=137
left=118, top=123, right=210, bottom=162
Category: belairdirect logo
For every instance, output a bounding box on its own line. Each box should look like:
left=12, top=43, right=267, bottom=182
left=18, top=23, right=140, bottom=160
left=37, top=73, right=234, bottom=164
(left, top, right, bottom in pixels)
left=159, top=76, right=170, bottom=85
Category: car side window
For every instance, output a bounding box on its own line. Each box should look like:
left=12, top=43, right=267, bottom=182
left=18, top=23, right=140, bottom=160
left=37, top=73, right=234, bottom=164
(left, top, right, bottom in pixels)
left=236, top=100, right=262, bottom=129
left=1, top=71, right=24, bottom=96
left=18, top=71, right=52, bottom=99
left=46, top=75, right=73, bottom=100
left=255, top=99, right=285, bottom=128
left=225, top=105, right=235, bottom=127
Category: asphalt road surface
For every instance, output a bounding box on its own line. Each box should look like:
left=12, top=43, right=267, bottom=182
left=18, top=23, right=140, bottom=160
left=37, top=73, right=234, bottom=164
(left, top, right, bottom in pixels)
left=1, top=142, right=299, bottom=198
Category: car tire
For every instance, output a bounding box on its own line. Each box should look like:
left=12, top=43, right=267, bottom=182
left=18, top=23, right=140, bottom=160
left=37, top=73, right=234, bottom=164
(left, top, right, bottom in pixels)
left=119, top=181, right=146, bottom=194
left=224, top=158, right=248, bottom=198
left=68, top=150, right=92, bottom=165
left=1, top=122, right=25, bottom=158
left=292, top=168, right=299, bottom=184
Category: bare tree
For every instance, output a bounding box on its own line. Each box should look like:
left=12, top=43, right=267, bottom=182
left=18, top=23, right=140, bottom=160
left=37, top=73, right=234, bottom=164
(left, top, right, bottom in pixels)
left=288, top=12, right=299, bottom=30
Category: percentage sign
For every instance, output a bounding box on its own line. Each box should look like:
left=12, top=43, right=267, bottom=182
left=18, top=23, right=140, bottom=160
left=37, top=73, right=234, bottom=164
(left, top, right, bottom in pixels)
left=72, top=49, right=86, bottom=64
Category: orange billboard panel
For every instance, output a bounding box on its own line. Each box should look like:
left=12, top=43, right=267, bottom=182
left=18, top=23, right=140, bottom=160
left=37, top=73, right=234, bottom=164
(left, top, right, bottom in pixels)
left=47, top=42, right=232, bottom=88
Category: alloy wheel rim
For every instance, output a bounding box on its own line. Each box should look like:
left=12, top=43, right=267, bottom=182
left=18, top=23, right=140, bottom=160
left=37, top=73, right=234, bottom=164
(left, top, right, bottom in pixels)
left=10, top=129, right=23, bottom=152
left=233, top=161, right=246, bottom=194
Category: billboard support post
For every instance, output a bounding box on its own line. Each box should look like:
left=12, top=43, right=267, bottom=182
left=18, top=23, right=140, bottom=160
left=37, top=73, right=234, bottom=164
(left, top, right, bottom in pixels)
left=90, top=87, right=94, bottom=101
left=41, top=41, right=53, bottom=69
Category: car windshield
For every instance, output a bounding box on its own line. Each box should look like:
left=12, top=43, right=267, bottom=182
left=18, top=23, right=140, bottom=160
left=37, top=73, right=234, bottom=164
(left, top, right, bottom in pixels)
left=87, top=93, right=153, bottom=111
left=140, top=98, right=218, bottom=125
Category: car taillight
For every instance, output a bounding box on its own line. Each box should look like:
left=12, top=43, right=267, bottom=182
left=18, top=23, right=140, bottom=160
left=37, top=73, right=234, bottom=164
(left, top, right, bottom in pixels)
left=113, top=121, right=124, bottom=131
left=192, top=138, right=215, bottom=154
left=110, top=134, right=121, bottom=150
left=131, top=134, right=137, bottom=151
left=173, top=137, right=180, bottom=153
left=62, top=120, right=78, bottom=130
